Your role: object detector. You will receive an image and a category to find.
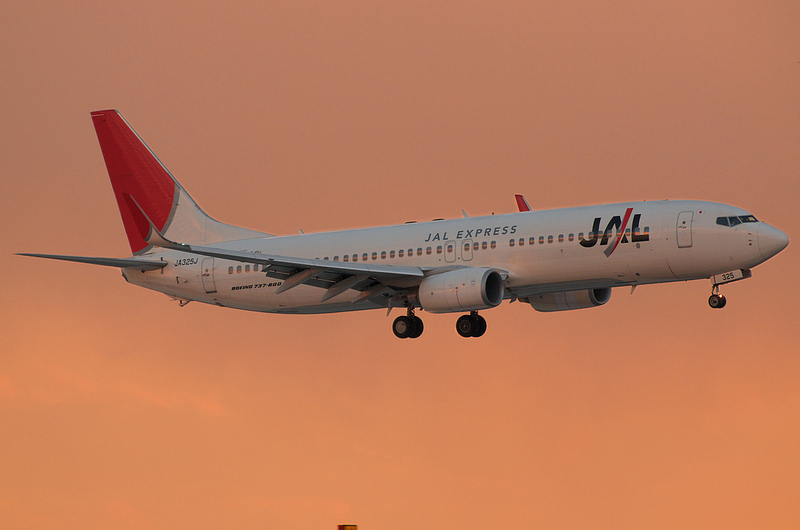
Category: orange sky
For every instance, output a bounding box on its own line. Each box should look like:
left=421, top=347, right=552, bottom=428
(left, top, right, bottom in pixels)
left=2, top=2, right=799, bottom=528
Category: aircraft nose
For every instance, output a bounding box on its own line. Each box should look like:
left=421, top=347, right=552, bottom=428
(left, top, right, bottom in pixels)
left=758, top=223, right=789, bottom=260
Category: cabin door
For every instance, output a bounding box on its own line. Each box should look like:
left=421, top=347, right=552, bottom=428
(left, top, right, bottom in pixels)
left=676, top=211, right=693, bottom=248
left=201, top=258, right=217, bottom=293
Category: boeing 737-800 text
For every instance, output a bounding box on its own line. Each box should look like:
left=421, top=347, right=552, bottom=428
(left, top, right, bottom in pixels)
left=19, top=110, right=789, bottom=338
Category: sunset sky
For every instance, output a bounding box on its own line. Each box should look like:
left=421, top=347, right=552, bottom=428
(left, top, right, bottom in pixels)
left=2, top=1, right=799, bottom=528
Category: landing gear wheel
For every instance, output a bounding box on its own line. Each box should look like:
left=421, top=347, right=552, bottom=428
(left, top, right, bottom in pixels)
left=393, top=315, right=414, bottom=338
left=456, top=315, right=475, bottom=337
left=393, top=309, right=424, bottom=339
left=409, top=316, right=424, bottom=338
left=473, top=315, right=487, bottom=337
left=708, top=294, right=727, bottom=309
left=456, top=312, right=487, bottom=338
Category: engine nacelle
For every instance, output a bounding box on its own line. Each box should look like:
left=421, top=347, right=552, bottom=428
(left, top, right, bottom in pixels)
left=418, top=268, right=504, bottom=313
left=528, top=288, right=611, bottom=312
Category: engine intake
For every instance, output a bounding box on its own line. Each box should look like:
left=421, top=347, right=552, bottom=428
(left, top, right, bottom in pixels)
left=418, top=268, right=504, bottom=313
left=528, top=288, right=611, bottom=312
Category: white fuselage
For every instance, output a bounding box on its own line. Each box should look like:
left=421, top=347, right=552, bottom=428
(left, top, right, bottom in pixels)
left=122, top=200, right=783, bottom=315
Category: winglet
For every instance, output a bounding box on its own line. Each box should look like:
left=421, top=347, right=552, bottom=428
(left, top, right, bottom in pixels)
left=126, top=193, right=189, bottom=251
left=515, top=194, right=531, bottom=212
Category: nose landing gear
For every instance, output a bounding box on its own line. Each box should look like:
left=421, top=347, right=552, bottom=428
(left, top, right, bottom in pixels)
left=708, top=285, right=727, bottom=309
left=392, top=307, right=424, bottom=339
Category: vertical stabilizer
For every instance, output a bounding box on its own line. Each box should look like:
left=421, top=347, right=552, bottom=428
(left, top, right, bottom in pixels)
left=91, top=110, right=270, bottom=254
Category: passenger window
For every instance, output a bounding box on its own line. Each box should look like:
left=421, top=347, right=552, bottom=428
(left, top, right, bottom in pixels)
left=426, top=247, right=432, bottom=255
left=353, top=254, right=358, bottom=262
left=519, top=238, right=524, bottom=246
left=473, top=242, right=479, bottom=251
left=399, top=249, right=404, bottom=258
left=408, top=248, right=413, bottom=256
left=228, top=266, right=233, bottom=274
left=464, top=243, right=470, bottom=251
left=509, top=239, right=515, bottom=247
left=343, top=255, right=349, bottom=262
left=436, top=246, right=443, bottom=254
left=491, top=241, right=496, bottom=249
left=548, top=235, right=553, bottom=243
left=578, top=232, right=584, bottom=241
left=334, top=256, right=339, bottom=261
left=569, top=233, right=574, bottom=242
left=245, top=264, right=250, bottom=272
left=539, top=236, right=544, bottom=245
left=481, top=241, right=488, bottom=250
left=381, top=251, right=387, bottom=259
left=362, top=253, right=368, bottom=261
left=390, top=250, right=396, bottom=258
left=446, top=244, right=454, bottom=254
left=558, top=234, right=564, bottom=243
left=236, top=265, right=242, bottom=273
left=417, top=248, right=423, bottom=256
left=324, top=257, right=329, bottom=261
left=529, top=237, right=536, bottom=245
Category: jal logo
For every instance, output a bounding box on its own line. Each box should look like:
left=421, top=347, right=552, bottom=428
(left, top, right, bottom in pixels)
left=580, top=208, right=650, bottom=257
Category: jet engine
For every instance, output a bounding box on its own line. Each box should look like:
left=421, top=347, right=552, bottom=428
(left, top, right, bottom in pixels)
left=528, top=288, right=611, bottom=312
left=418, top=268, right=504, bottom=313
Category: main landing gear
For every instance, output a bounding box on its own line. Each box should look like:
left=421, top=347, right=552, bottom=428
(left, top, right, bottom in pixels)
left=708, top=285, right=727, bottom=309
left=456, top=311, right=487, bottom=338
left=392, top=308, right=424, bottom=339
left=391, top=309, right=489, bottom=338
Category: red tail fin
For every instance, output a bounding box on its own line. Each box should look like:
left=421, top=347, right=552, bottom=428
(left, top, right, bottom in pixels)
left=91, top=110, right=177, bottom=253
left=92, top=110, right=271, bottom=253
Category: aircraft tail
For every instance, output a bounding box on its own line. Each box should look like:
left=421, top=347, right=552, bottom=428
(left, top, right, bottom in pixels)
left=91, top=110, right=270, bottom=254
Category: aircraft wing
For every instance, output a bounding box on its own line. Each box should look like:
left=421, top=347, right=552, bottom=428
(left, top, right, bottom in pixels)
left=144, top=222, right=425, bottom=302
left=17, top=253, right=167, bottom=271
left=125, top=191, right=428, bottom=301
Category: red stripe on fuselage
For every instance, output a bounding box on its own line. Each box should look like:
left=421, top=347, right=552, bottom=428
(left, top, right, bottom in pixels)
left=604, top=207, right=633, bottom=257
left=91, top=110, right=176, bottom=253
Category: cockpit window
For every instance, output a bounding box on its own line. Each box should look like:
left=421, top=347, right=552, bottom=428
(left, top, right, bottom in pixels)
left=718, top=215, right=759, bottom=227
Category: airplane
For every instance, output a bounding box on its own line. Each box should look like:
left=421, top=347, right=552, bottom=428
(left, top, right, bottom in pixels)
left=19, top=110, right=789, bottom=339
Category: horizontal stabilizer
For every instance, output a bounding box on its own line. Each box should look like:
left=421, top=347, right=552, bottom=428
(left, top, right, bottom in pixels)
left=17, top=253, right=167, bottom=271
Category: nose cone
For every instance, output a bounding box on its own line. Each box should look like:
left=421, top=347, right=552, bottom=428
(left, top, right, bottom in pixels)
left=758, top=223, right=789, bottom=260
